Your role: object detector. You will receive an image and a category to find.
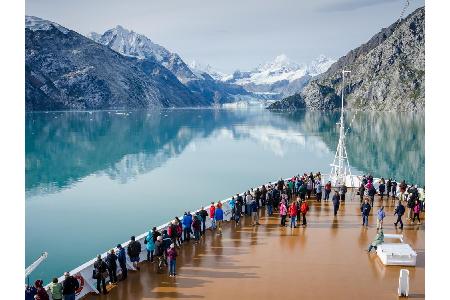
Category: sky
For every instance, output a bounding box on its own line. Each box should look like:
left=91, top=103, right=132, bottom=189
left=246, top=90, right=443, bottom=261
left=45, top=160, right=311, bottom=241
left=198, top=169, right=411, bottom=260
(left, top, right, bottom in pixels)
left=25, top=0, right=424, bottom=73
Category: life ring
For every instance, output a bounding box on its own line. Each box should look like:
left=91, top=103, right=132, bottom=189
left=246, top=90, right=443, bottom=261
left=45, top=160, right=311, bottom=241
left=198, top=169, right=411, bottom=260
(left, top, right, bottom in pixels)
left=74, top=273, right=85, bottom=295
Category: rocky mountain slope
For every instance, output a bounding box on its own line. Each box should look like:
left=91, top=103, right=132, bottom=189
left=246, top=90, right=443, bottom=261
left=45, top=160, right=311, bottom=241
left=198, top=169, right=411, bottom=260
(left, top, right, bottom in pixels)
left=269, top=7, right=425, bottom=111
left=89, top=26, right=249, bottom=105
left=26, top=16, right=207, bottom=111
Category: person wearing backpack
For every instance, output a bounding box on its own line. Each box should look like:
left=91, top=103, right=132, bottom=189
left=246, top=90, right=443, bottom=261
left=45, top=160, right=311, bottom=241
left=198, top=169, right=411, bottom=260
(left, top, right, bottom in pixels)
left=106, top=249, right=118, bottom=284
left=394, top=201, right=405, bottom=229
left=93, top=255, right=108, bottom=295
left=127, top=236, right=142, bottom=270
left=168, top=220, right=179, bottom=246
left=300, top=199, right=309, bottom=226
left=145, top=229, right=156, bottom=262
left=154, top=236, right=165, bottom=271
left=116, top=244, right=127, bottom=280
left=361, top=198, right=371, bottom=227
left=48, top=278, right=63, bottom=300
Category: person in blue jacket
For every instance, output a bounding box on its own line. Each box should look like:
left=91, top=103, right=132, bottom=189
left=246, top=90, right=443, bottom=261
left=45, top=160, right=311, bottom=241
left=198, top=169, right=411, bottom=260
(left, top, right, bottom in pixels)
left=116, top=244, right=127, bottom=280
left=144, top=230, right=155, bottom=262
left=182, top=212, right=193, bottom=242
left=214, top=205, right=224, bottom=235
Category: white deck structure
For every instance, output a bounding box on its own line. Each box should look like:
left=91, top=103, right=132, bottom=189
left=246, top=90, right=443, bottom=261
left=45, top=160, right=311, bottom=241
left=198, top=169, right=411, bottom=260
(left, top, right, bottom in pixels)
left=377, top=234, right=417, bottom=266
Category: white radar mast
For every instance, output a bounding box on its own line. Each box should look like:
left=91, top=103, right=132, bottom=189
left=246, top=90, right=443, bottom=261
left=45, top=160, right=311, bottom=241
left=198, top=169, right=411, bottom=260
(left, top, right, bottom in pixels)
left=329, top=70, right=353, bottom=187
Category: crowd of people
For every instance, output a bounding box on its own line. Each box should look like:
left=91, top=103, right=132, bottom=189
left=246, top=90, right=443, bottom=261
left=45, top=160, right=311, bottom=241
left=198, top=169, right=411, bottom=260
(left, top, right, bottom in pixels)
left=26, top=172, right=425, bottom=300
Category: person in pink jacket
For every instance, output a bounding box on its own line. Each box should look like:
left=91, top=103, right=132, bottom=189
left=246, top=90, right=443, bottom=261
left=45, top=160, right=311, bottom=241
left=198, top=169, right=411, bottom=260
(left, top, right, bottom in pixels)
left=279, top=201, right=287, bottom=227
left=412, top=200, right=421, bottom=224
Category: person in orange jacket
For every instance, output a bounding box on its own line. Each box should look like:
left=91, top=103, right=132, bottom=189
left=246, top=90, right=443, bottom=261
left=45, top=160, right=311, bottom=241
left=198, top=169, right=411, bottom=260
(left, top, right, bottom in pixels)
left=300, top=199, right=309, bottom=226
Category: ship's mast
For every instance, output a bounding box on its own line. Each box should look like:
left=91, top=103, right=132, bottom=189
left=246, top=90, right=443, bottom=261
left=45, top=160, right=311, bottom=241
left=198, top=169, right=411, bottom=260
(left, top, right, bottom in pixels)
left=329, top=70, right=352, bottom=187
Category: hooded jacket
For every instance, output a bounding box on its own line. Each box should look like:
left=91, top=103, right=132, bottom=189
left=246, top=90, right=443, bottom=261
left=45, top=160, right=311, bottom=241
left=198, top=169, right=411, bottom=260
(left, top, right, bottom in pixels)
left=288, top=203, right=297, bottom=217
left=215, top=207, right=224, bottom=221
left=145, top=232, right=156, bottom=251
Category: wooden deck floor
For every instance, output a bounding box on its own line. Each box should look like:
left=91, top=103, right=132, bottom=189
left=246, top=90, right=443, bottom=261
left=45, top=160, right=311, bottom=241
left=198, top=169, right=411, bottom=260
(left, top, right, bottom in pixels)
left=86, top=192, right=425, bottom=300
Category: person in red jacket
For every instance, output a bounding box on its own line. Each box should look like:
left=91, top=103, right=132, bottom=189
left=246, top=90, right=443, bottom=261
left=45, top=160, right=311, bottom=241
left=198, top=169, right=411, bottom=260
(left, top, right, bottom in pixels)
left=300, top=199, right=309, bottom=226
left=209, top=202, right=216, bottom=230
left=288, top=201, right=298, bottom=228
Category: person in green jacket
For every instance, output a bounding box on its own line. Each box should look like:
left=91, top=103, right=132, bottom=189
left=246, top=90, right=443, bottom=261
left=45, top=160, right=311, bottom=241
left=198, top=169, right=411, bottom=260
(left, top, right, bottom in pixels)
left=367, top=229, right=384, bottom=252
left=48, top=277, right=63, bottom=300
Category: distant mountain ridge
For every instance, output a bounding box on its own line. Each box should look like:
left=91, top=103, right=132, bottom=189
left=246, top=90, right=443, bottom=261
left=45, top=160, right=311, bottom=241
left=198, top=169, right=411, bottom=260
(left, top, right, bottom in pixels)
left=269, top=7, right=425, bottom=111
left=213, top=54, right=335, bottom=99
left=89, top=26, right=250, bottom=105
left=25, top=16, right=206, bottom=111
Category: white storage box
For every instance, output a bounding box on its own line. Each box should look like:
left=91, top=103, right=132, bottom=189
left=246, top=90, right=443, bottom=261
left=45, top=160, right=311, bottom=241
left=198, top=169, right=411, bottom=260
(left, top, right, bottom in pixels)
left=377, top=243, right=417, bottom=266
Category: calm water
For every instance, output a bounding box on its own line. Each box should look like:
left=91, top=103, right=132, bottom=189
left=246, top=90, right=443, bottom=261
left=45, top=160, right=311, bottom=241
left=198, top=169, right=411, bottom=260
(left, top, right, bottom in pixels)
left=25, top=108, right=424, bottom=282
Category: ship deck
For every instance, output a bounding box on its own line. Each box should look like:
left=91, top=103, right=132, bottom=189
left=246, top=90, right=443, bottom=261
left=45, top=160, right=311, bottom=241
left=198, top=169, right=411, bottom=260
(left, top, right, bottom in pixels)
left=86, top=191, right=425, bottom=300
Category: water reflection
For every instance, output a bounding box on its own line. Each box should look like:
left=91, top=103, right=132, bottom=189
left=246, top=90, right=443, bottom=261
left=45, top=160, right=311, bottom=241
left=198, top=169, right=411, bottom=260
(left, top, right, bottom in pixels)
left=26, top=109, right=424, bottom=197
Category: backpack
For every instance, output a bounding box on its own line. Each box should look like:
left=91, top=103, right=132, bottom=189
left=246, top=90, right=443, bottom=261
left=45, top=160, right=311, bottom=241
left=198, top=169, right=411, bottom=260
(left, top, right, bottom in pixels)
left=300, top=202, right=309, bottom=213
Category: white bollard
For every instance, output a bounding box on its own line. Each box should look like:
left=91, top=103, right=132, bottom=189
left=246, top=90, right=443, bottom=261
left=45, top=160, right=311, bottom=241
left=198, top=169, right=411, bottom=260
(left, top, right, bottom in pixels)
left=398, top=269, right=410, bottom=297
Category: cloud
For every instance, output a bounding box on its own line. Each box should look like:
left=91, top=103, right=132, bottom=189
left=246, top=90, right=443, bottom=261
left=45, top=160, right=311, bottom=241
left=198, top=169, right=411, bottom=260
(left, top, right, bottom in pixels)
left=317, top=0, right=400, bottom=13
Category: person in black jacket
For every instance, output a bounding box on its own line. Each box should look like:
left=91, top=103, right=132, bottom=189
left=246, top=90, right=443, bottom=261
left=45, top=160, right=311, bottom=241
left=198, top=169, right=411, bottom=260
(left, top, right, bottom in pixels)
left=106, top=249, right=118, bottom=284
left=235, top=196, right=243, bottom=225
left=127, top=236, right=142, bottom=270
left=386, top=179, right=392, bottom=198
left=394, top=202, right=405, bottom=229
left=368, top=185, right=376, bottom=207
left=332, top=191, right=340, bottom=216
left=361, top=199, right=371, bottom=227
left=198, top=207, right=208, bottom=234
left=93, top=255, right=108, bottom=294
left=62, top=272, right=79, bottom=300
left=358, top=183, right=365, bottom=203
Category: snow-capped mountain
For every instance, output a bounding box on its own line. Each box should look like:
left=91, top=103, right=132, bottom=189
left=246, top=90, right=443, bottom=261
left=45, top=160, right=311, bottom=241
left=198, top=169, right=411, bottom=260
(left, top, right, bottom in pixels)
left=89, top=26, right=197, bottom=84
left=26, top=15, right=69, bottom=34
left=219, top=54, right=335, bottom=98
left=189, top=60, right=232, bottom=81
left=227, top=54, right=335, bottom=85
left=89, top=26, right=250, bottom=104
